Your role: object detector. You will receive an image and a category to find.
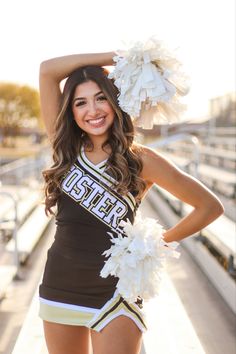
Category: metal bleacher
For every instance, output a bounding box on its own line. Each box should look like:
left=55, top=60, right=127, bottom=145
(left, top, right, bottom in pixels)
left=0, top=150, right=51, bottom=301
left=147, top=131, right=236, bottom=314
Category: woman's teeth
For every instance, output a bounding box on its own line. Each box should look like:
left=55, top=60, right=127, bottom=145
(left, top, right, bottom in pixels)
left=87, top=117, right=105, bottom=126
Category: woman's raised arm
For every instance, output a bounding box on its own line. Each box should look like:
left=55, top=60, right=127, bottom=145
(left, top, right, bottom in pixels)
left=39, top=52, right=115, bottom=142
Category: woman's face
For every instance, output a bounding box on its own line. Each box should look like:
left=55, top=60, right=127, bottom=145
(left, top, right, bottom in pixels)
left=72, top=80, right=115, bottom=139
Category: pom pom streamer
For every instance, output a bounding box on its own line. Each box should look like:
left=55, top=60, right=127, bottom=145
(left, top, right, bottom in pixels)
left=100, top=210, right=181, bottom=303
left=108, top=37, right=190, bottom=129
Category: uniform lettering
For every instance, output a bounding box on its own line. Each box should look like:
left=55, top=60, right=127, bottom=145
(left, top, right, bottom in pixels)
left=91, top=192, right=116, bottom=218
left=62, top=165, right=128, bottom=232
left=82, top=182, right=104, bottom=208
left=104, top=201, right=127, bottom=228
left=62, top=169, right=83, bottom=192
left=71, top=176, right=93, bottom=201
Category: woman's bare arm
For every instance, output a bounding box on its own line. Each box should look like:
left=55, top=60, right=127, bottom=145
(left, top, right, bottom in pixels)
left=39, top=52, right=115, bottom=142
left=139, top=145, right=225, bottom=243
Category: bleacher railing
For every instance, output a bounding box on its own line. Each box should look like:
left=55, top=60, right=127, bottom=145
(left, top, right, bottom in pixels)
left=148, top=132, right=200, bottom=178
left=0, top=190, right=20, bottom=278
left=0, top=146, right=51, bottom=185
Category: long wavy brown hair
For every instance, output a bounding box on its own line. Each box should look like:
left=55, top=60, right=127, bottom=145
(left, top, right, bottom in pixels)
left=42, top=65, right=147, bottom=216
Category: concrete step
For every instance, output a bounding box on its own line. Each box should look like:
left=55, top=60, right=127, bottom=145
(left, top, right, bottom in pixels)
left=142, top=273, right=205, bottom=354
left=11, top=288, right=50, bottom=354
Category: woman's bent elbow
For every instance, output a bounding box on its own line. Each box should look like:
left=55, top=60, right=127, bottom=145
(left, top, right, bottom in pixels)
left=39, top=60, right=55, bottom=76
left=39, top=61, right=49, bottom=76
left=211, top=199, right=225, bottom=218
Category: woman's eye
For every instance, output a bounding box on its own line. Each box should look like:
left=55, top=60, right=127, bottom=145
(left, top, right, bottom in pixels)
left=75, top=101, right=86, bottom=107
left=97, top=95, right=107, bottom=101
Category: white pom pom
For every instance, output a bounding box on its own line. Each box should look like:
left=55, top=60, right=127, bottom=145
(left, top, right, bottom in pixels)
left=109, top=37, right=190, bottom=129
left=100, top=210, right=181, bottom=303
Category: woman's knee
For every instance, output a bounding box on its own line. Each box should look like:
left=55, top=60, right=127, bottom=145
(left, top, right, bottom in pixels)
left=43, top=320, right=91, bottom=354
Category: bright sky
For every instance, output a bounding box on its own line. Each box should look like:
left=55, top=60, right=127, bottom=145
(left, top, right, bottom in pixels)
left=0, top=0, right=235, bottom=122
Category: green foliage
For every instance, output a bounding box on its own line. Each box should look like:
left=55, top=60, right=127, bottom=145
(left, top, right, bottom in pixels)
left=0, top=82, right=41, bottom=145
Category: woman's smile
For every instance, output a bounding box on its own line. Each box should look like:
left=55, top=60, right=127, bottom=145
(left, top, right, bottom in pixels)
left=86, top=116, right=106, bottom=127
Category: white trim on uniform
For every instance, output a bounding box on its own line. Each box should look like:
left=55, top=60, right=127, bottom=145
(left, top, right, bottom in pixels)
left=77, top=150, right=136, bottom=212
left=39, top=297, right=99, bottom=314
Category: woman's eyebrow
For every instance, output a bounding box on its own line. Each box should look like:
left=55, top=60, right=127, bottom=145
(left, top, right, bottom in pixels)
left=73, top=91, right=103, bottom=103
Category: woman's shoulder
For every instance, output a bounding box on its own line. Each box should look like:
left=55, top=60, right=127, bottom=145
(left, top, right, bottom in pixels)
left=132, top=142, right=164, bottom=163
left=132, top=142, right=180, bottom=183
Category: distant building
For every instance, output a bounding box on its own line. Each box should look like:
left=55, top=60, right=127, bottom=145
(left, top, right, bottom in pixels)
left=210, top=92, right=236, bottom=127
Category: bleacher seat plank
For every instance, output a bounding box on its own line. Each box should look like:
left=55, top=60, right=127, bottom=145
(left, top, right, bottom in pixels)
left=161, top=151, right=236, bottom=183
left=170, top=142, right=236, bottom=161
left=154, top=185, right=236, bottom=261
left=147, top=188, right=236, bottom=314
left=6, top=204, right=51, bottom=263
left=159, top=152, right=189, bottom=169
left=159, top=151, right=236, bottom=198
left=204, top=136, right=236, bottom=145
left=0, top=265, right=17, bottom=300
left=182, top=236, right=236, bottom=314
left=199, top=214, right=236, bottom=257
left=0, top=188, right=42, bottom=230
left=2, top=191, right=41, bottom=223
left=0, top=198, right=13, bottom=218
left=198, top=164, right=236, bottom=184
left=200, top=146, right=235, bottom=161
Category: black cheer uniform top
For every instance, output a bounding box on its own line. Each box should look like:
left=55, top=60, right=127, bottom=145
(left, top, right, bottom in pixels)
left=39, top=145, right=142, bottom=310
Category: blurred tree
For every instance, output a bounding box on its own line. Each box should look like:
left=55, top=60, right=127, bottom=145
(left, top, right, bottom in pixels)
left=0, top=82, right=41, bottom=146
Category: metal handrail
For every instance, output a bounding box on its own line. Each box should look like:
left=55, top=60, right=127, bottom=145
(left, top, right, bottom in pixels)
left=0, top=146, right=51, bottom=185
left=146, top=133, right=200, bottom=217
left=147, top=133, right=200, bottom=178
left=0, top=190, right=20, bottom=278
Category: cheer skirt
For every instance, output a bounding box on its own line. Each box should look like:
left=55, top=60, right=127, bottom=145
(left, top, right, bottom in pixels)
left=38, top=238, right=147, bottom=333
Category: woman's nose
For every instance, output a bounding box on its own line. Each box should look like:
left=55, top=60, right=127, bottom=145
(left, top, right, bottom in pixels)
left=87, top=101, right=99, bottom=116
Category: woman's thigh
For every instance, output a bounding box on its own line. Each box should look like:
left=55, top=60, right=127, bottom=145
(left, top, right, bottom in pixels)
left=43, top=320, right=91, bottom=354
left=90, top=315, right=143, bottom=354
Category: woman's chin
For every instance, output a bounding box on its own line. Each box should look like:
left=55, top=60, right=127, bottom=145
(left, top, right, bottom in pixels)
left=82, top=122, right=113, bottom=137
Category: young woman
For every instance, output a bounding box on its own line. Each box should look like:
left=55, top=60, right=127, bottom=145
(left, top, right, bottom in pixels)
left=38, top=51, right=224, bottom=354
